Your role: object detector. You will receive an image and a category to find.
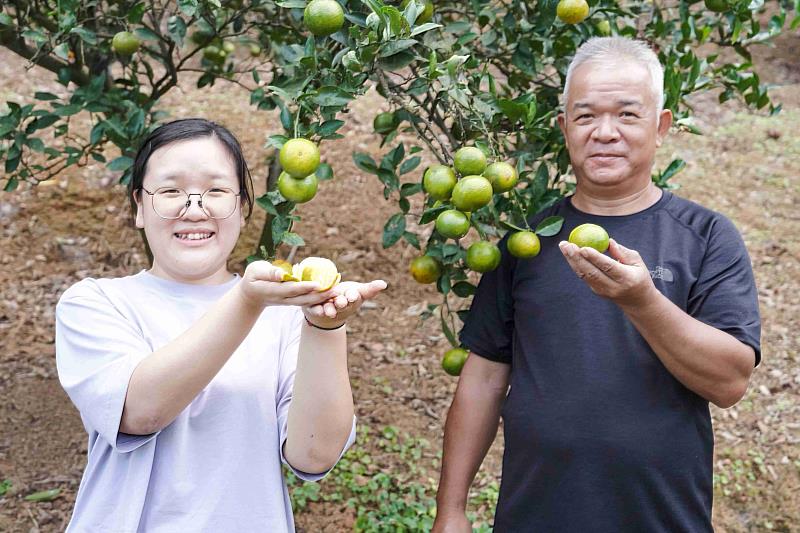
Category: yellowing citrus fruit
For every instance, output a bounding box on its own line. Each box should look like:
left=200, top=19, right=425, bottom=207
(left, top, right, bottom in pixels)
left=401, top=0, right=434, bottom=24
left=435, top=209, right=470, bottom=239
left=373, top=112, right=399, bottom=134
left=704, top=0, right=729, bottom=11
left=423, top=165, right=457, bottom=201
left=442, top=348, right=469, bottom=376
left=279, top=138, right=321, bottom=178
left=483, top=162, right=518, bottom=193
left=410, top=255, right=442, bottom=284
left=507, top=231, right=541, bottom=259
left=277, top=171, right=318, bottom=203
left=304, top=0, right=345, bottom=36
left=568, top=223, right=610, bottom=253
left=292, top=257, right=341, bottom=291
left=596, top=19, right=611, bottom=35
left=556, top=0, right=590, bottom=24
left=112, top=31, right=140, bottom=56
left=453, top=147, right=487, bottom=176
left=451, top=175, right=493, bottom=212
left=466, top=241, right=501, bottom=273
left=272, top=259, right=299, bottom=281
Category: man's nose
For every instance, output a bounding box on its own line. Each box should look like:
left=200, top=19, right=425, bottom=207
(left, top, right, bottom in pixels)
left=592, top=115, right=620, bottom=142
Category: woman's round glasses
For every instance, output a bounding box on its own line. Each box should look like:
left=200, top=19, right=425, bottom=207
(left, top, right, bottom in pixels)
left=139, top=187, right=241, bottom=220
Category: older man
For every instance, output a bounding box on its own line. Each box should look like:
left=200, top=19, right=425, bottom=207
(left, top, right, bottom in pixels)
left=433, top=37, right=760, bottom=532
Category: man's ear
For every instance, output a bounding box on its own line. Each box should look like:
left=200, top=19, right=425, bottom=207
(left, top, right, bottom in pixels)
left=655, top=108, right=673, bottom=147
left=133, top=190, right=145, bottom=229
left=557, top=113, right=568, bottom=149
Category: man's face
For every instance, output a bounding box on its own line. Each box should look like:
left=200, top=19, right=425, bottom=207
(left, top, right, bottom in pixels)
left=557, top=61, right=672, bottom=193
left=134, top=136, right=245, bottom=285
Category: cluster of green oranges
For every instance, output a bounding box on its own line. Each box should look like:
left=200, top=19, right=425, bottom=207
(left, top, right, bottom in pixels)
left=277, top=138, right=322, bottom=203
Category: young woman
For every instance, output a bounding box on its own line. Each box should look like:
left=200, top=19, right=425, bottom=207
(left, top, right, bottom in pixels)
left=55, top=118, right=386, bottom=532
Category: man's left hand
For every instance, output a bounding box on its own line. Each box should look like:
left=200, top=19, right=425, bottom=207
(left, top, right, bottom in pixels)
left=558, top=238, right=657, bottom=307
left=303, top=280, right=387, bottom=329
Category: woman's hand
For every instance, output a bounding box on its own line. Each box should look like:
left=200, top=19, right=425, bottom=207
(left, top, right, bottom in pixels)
left=237, top=260, right=336, bottom=310
left=303, top=280, right=388, bottom=329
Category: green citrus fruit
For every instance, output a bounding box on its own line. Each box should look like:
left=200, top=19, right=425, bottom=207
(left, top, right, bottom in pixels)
left=203, top=45, right=226, bottom=64
left=422, top=165, right=457, bottom=201
left=451, top=176, right=493, bottom=212
left=401, top=0, right=434, bottom=23
left=704, top=0, right=729, bottom=11
left=507, top=231, right=541, bottom=258
left=442, top=348, right=469, bottom=376
left=483, top=162, right=518, bottom=193
left=112, top=31, right=140, bottom=56
left=596, top=19, right=612, bottom=35
left=304, top=0, right=345, bottom=36
left=279, top=138, right=321, bottom=178
left=556, top=0, right=590, bottom=24
left=466, top=241, right=501, bottom=273
left=277, top=172, right=318, bottom=203
left=249, top=43, right=262, bottom=56
left=435, top=209, right=470, bottom=239
left=222, top=41, right=236, bottom=54
left=568, top=223, right=610, bottom=253
left=373, top=112, right=399, bottom=134
left=410, top=255, right=442, bottom=284
left=453, top=146, right=487, bottom=176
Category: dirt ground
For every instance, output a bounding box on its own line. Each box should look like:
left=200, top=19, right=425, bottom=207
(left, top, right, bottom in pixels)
left=1, top=30, right=798, bottom=532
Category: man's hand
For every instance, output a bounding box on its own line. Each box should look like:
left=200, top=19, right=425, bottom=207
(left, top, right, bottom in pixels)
left=558, top=238, right=657, bottom=308
left=303, top=280, right=388, bottom=329
left=432, top=510, right=472, bottom=533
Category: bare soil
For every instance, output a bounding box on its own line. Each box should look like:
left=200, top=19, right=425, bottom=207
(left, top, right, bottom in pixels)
left=1, top=30, right=798, bottom=532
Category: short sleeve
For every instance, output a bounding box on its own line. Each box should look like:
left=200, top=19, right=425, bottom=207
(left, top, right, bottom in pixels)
left=276, top=308, right=356, bottom=482
left=55, top=281, right=158, bottom=452
left=459, top=236, right=516, bottom=365
left=688, top=216, right=761, bottom=366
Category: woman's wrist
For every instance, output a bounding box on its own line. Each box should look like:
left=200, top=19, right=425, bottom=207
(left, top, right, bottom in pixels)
left=304, top=316, right=346, bottom=331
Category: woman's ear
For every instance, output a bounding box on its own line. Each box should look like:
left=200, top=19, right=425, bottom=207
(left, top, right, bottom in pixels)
left=133, top=190, right=145, bottom=229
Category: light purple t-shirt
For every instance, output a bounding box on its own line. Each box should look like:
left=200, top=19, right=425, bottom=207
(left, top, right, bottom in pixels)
left=55, top=270, right=355, bottom=532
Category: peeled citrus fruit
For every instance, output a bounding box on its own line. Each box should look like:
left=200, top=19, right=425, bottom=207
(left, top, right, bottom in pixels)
left=568, top=223, right=610, bottom=253
left=272, top=259, right=298, bottom=281
left=292, top=257, right=341, bottom=291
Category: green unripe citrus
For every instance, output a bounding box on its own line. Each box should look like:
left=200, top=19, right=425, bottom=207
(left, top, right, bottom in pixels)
left=304, top=0, right=345, bottom=36
left=568, top=223, right=610, bottom=253
left=483, top=162, right=518, bottom=193
left=279, top=138, right=321, bottom=178
left=451, top=176, right=493, bottom=212
left=277, top=172, right=318, bottom=203
left=507, top=231, right=541, bottom=258
left=466, top=241, right=502, bottom=273
left=442, top=348, right=469, bottom=376
left=453, top=146, right=487, bottom=176
left=422, top=165, right=457, bottom=201
left=112, top=31, right=140, bottom=56
left=435, top=210, right=470, bottom=239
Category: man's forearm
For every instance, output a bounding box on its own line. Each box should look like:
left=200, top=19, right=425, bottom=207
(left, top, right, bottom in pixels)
left=284, top=323, right=354, bottom=474
left=620, top=289, right=755, bottom=408
left=437, top=374, right=506, bottom=512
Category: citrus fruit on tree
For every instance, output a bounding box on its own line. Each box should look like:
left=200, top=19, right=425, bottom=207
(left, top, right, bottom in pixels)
left=304, top=0, right=345, bottom=37
left=466, top=241, right=501, bottom=273
left=202, top=45, right=226, bottom=65
left=704, top=0, right=729, bottom=11
left=279, top=138, right=321, bottom=178
left=596, top=19, right=612, bottom=36
left=451, top=175, right=493, bottom=212
left=249, top=43, right=262, bottom=57
left=435, top=209, right=470, bottom=239
left=401, top=0, right=434, bottom=24
left=508, top=231, right=541, bottom=258
left=410, top=255, right=442, bottom=284
left=277, top=172, right=318, bottom=203
left=453, top=146, right=487, bottom=176
left=111, top=31, right=140, bottom=55
left=292, top=257, right=341, bottom=291
left=483, top=162, right=518, bottom=193
left=373, top=111, right=399, bottom=134
left=422, top=165, right=457, bottom=200
left=222, top=41, right=235, bottom=54
left=442, top=348, right=469, bottom=377
left=568, top=223, right=610, bottom=253
left=556, top=0, right=590, bottom=24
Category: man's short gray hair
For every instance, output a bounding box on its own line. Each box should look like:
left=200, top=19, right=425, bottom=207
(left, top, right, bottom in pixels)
left=563, top=37, right=665, bottom=113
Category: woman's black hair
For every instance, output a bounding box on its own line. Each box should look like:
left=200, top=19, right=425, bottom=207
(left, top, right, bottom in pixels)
left=128, top=118, right=255, bottom=220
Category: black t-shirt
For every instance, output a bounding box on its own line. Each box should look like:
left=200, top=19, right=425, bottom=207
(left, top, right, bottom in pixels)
left=460, top=191, right=761, bottom=532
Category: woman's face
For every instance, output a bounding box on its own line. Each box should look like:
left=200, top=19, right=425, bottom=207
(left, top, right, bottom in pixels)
left=134, top=136, right=245, bottom=285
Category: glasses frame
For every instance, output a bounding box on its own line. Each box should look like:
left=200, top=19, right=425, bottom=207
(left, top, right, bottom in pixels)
left=139, top=186, right=242, bottom=220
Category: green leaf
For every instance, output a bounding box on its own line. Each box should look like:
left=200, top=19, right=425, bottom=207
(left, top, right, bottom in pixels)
left=534, top=216, right=564, bottom=237
left=452, top=281, right=476, bottom=297
left=167, top=15, right=187, bottom=46
left=134, top=27, right=160, bottom=41
left=276, top=0, right=308, bottom=7
left=266, top=134, right=288, bottom=149
left=3, top=178, right=19, bottom=192
left=70, top=27, right=97, bottom=44
left=178, top=0, right=199, bottom=16
left=54, top=43, right=71, bottom=61
left=316, top=163, right=334, bottom=181
left=310, top=87, right=355, bottom=107
left=420, top=205, right=448, bottom=225
left=128, top=3, right=147, bottom=24
left=318, top=120, right=345, bottom=137
left=256, top=194, right=278, bottom=215
left=497, top=99, right=527, bottom=122
left=410, top=22, right=442, bottom=37
left=282, top=232, right=305, bottom=247
left=353, top=153, right=378, bottom=174
left=399, top=156, right=421, bottom=175
left=34, top=92, right=59, bottom=101
left=382, top=213, right=406, bottom=248
left=107, top=156, right=134, bottom=172
left=24, top=489, right=60, bottom=502
left=52, top=104, right=82, bottom=117
left=21, top=29, right=47, bottom=44
left=379, top=39, right=418, bottom=58
left=0, top=479, right=10, bottom=496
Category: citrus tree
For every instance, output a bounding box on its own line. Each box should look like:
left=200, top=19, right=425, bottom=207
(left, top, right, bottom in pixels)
left=1, top=0, right=796, bottom=373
